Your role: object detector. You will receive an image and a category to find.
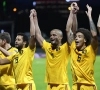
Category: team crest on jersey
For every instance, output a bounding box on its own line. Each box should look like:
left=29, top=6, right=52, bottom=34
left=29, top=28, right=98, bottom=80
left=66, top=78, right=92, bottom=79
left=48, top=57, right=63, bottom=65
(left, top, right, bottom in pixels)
left=15, top=57, right=18, bottom=63
left=20, top=50, right=23, bottom=54
left=82, top=50, right=87, bottom=54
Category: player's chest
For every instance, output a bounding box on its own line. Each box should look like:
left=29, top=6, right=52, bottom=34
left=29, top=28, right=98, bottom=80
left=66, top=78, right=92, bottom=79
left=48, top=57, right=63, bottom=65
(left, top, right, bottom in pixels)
left=48, top=47, right=61, bottom=55
left=72, top=49, right=88, bottom=63
left=13, top=50, right=25, bottom=64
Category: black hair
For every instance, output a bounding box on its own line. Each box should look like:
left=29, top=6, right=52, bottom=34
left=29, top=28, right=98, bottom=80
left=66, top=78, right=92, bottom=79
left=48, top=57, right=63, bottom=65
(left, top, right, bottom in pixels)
left=76, top=28, right=92, bottom=46
left=17, top=33, right=29, bottom=47
left=0, top=32, right=11, bottom=43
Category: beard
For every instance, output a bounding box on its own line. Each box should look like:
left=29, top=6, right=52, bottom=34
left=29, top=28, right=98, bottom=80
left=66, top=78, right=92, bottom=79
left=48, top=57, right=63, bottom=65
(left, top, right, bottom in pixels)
left=15, top=44, right=23, bottom=51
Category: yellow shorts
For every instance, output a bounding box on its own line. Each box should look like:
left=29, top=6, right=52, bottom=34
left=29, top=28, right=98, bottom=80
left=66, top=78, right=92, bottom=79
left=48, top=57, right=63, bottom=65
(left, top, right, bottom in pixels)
left=72, top=83, right=97, bottom=90
left=0, top=85, right=16, bottom=90
left=16, top=83, right=36, bottom=90
left=47, top=84, right=70, bottom=90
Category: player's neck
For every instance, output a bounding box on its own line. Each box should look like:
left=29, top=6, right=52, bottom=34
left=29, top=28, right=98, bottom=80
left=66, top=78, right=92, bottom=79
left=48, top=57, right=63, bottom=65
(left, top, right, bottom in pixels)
left=77, top=45, right=86, bottom=51
left=52, top=43, right=61, bottom=50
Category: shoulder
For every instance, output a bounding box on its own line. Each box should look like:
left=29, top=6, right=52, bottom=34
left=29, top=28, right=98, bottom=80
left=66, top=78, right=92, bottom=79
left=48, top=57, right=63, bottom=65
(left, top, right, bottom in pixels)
left=70, top=41, right=76, bottom=49
left=59, top=43, right=70, bottom=52
left=86, top=45, right=98, bottom=54
left=23, top=46, right=36, bottom=52
left=11, top=47, right=18, bottom=52
left=8, top=47, right=18, bottom=53
left=42, top=40, right=51, bottom=49
left=43, top=40, right=50, bottom=45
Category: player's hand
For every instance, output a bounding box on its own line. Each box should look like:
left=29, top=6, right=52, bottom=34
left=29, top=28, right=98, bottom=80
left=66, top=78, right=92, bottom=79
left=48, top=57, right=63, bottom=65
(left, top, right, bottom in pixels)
left=70, top=2, right=79, bottom=14
left=33, top=9, right=37, bottom=17
left=30, top=9, right=37, bottom=17
left=29, top=9, right=34, bottom=18
left=85, top=4, right=92, bottom=17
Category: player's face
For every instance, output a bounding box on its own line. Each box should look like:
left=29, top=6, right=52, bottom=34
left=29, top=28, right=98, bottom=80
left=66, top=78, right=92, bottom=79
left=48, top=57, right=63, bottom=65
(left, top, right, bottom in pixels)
left=75, top=32, right=86, bottom=50
left=50, top=30, right=59, bottom=46
left=15, top=35, right=24, bottom=49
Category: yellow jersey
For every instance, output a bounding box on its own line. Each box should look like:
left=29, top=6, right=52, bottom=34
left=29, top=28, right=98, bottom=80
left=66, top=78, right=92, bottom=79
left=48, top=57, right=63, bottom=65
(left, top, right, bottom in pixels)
left=42, top=40, right=70, bottom=84
left=70, top=41, right=98, bottom=85
left=7, top=46, right=36, bottom=84
left=0, top=47, right=18, bottom=85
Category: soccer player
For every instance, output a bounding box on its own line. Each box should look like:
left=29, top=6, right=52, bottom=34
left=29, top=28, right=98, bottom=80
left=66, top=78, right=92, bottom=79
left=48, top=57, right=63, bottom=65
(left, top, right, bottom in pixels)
left=67, top=4, right=98, bottom=90
left=0, top=32, right=18, bottom=90
left=0, top=10, right=36, bottom=90
left=30, top=4, right=78, bottom=89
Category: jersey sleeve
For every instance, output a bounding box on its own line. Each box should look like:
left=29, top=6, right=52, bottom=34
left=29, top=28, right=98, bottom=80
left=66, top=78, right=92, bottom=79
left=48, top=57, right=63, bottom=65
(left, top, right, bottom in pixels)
left=42, top=40, right=49, bottom=50
left=63, top=42, right=70, bottom=53
left=70, top=41, right=76, bottom=49
left=26, top=46, right=36, bottom=54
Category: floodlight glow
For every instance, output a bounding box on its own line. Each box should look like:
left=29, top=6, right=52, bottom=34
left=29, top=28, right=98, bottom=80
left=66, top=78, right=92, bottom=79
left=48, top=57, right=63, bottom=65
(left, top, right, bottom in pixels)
left=66, top=0, right=70, bottom=2
left=13, top=8, right=17, bottom=12
left=1, top=29, right=4, bottom=33
left=33, top=1, right=36, bottom=6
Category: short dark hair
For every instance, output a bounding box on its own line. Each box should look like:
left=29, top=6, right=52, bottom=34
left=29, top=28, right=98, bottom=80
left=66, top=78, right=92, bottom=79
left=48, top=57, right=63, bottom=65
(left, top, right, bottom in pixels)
left=17, top=33, right=29, bottom=47
left=0, top=32, right=11, bottom=43
left=76, top=28, right=92, bottom=46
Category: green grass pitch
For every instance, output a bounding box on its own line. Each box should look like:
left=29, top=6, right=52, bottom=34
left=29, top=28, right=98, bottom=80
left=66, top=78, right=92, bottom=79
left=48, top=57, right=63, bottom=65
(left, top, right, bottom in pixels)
left=32, top=56, right=100, bottom=90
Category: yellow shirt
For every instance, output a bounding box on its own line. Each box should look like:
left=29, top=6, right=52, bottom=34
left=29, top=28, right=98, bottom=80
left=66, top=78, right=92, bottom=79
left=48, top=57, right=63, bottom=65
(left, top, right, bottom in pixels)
left=7, top=46, right=36, bottom=84
left=70, top=41, right=98, bottom=85
left=42, top=40, right=70, bottom=84
left=0, top=47, right=18, bottom=85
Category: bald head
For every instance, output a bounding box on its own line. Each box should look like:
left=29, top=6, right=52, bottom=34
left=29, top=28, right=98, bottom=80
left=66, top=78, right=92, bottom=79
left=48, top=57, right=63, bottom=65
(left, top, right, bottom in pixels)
left=51, top=29, right=63, bottom=37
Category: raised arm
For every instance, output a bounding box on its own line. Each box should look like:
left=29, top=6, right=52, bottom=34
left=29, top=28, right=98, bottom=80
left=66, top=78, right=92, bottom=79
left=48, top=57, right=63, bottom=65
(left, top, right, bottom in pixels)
left=97, top=14, right=100, bottom=34
left=72, top=14, right=78, bottom=35
left=66, top=2, right=78, bottom=45
left=66, top=10, right=74, bottom=45
left=85, top=4, right=98, bottom=49
left=32, top=9, right=44, bottom=47
left=72, top=3, right=79, bottom=34
left=29, top=10, right=36, bottom=49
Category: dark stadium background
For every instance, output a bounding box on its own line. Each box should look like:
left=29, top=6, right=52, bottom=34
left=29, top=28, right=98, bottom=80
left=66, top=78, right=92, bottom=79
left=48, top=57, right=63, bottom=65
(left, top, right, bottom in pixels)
left=0, top=0, right=100, bottom=46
